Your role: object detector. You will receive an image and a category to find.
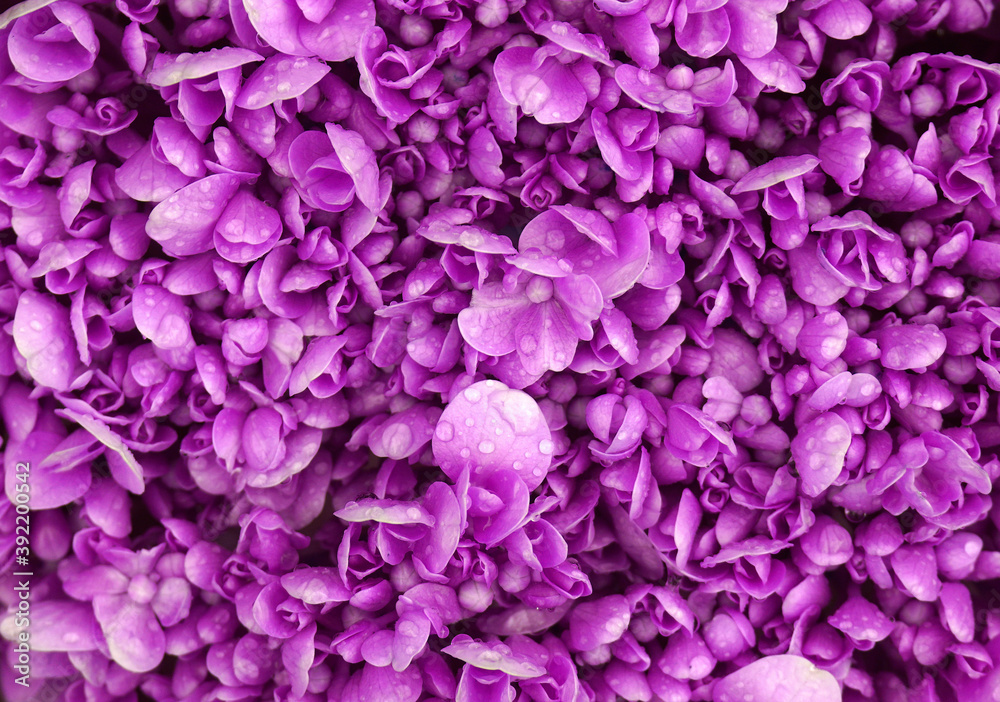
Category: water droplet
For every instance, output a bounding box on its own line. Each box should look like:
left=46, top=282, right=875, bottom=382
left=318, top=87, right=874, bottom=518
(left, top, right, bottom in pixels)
left=478, top=440, right=495, bottom=455
left=539, top=439, right=554, bottom=455
left=29, top=319, right=43, bottom=331
left=464, top=386, right=483, bottom=402
left=460, top=448, right=471, bottom=459
left=465, top=417, right=475, bottom=427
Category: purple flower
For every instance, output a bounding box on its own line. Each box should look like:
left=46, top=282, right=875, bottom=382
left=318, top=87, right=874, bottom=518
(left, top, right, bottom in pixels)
left=432, top=380, right=554, bottom=490
left=242, top=0, right=376, bottom=63
left=615, top=61, right=737, bottom=115
left=7, top=2, right=99, bottom=86
left=3, top=0, right=1000, bottom=696
left=443, top=635, right=545, bottom=702
left=288, top=124, right=381, bottom=213
left=566, top=595, right=631, bottom=652
left=147, top=48, right=263, bottom=130
left=869, top=431, right=991, bottom=522
left=237, top=507, right=309, bottom=572
left=673, top=0, right=789, bottom=60
left=731, top=155, right=821, bottom=250
left=517, top=206, right=652, bottom=301
left=458, top=271, right=603, bottom=379
left=714, top=654, right=840, bottom=701
left=58, top=543, right=191, bottom=673
left=358, top=28, right=442, bottom=126
left=590, top=108, right=658, bottom=201
left=493, top=24, right=610, bottom=125
left=11, top=291, right=77, bottom=391
left=790, top=412, right=852, bottom=498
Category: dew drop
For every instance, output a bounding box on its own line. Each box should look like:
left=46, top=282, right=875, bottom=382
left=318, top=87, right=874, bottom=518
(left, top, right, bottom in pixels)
left=539, top=439, right=554, bottom=455
left=478, top=440, right=495, bottom=454
left=460, top=448, right=471, bottom=459
left=464, top=386, right=483, bottom=402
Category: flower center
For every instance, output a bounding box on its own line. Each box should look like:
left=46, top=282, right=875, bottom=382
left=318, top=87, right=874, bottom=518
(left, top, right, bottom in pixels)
left=128, top=574, right=157, bottom=604
left=526, top=276, right=554, bottom=304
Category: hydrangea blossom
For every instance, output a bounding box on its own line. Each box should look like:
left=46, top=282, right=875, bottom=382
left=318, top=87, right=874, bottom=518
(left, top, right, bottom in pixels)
left=1, top=0, right=999, bottom=700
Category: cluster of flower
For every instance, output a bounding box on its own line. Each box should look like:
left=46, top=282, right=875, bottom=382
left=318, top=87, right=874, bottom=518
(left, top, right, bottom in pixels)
left=0, top=0, right=999, bottom=700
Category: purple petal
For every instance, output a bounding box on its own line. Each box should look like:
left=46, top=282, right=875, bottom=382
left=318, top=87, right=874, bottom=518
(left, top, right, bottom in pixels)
left=94, top=594, right=166, bottom=673
left=714, top=654, right=840, bottom=702
left=12, top=291, right=76, bottom=391
left=432, top=380, right=554, bottom=490
left=146, top=174, right=242, bottom=256
left=790, top=413, right=852, bottom=497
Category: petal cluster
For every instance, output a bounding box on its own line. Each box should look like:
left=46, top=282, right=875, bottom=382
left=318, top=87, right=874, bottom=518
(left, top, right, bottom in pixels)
left=0, top=0, right=999, bottom=701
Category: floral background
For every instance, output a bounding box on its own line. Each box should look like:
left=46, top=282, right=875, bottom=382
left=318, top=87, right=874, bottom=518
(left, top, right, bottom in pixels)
left=0, top=0, right=1000, bottom=701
